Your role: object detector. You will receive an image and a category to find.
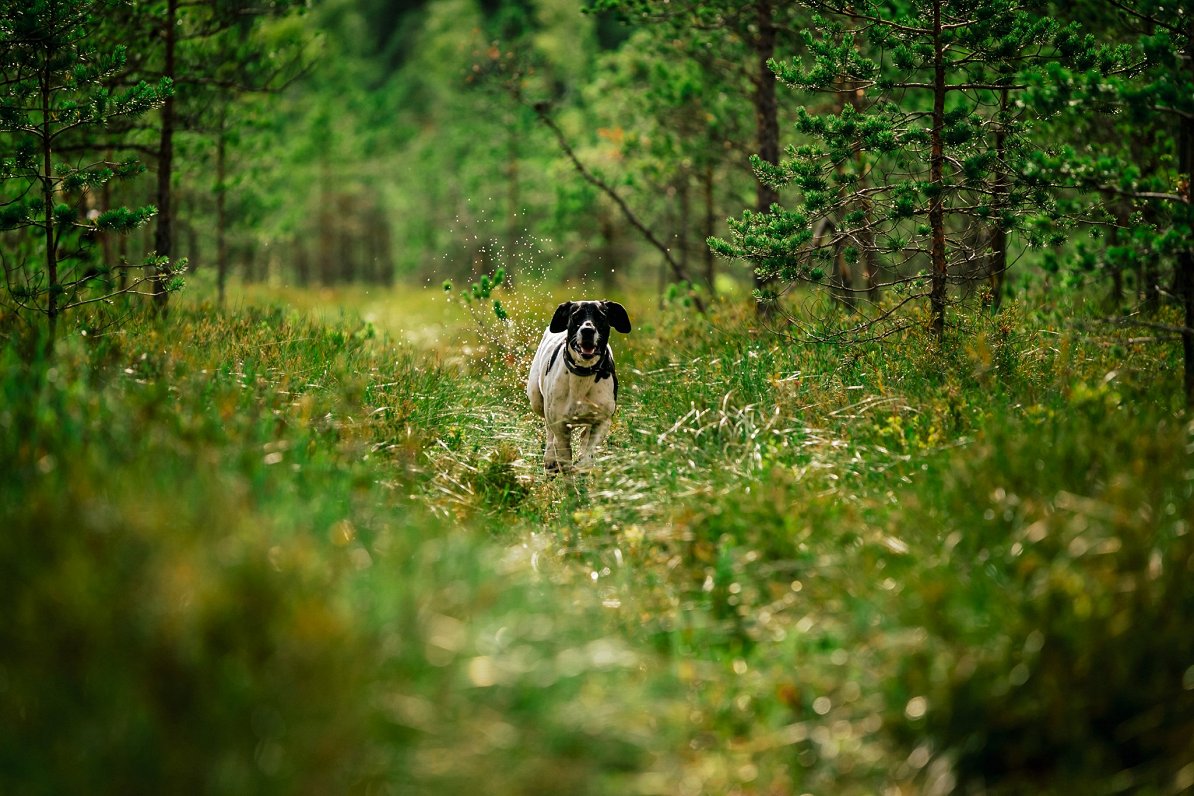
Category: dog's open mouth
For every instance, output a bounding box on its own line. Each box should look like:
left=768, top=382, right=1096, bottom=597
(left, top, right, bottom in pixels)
left=577, top=342, right=598, bottom=357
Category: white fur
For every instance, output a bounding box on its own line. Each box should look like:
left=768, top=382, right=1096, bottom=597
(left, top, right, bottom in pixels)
left=526, top=327, right=617, bottom=472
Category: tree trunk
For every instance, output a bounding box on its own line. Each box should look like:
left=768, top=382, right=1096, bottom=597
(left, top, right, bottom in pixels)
left=752, top=0, right=780, bottom=304
left=152, top=0, right=178, bottom=313
left=291, top=238, right=305, bottom=286
left=928, top=0, right=948, bottom=340
left=337, top=192, right=356, bottom=282
left=1178, top=246, right=1193, bottom=407
left=702, top=162, right=716, bottom=292
left=118, top=222, right=129, bottom=291
left=318, top=158, right=334, bottom=285
left=40, top=60, right=59, bottom=344
left=100, top=148, right=114, bottom=289
left=829, top=79, right=856, bottom=312
left=1178, top=65, right=1194, bottom=407
left=216, top=123, right=229, bottom=306
left=375, top=201, right=394, bottom=284
left=987, top=87, right=1010, bottom=312
left=830, top=245, right=855, bottom=311
left=843, top=11, right=879, bottom=307
left=507, top=97, right=521, bottom=275
left=677, top=174, right=691, bottom=279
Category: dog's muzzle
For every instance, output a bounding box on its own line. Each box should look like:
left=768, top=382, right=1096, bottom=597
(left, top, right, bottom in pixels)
left=576, top=324, right=600, bottom=357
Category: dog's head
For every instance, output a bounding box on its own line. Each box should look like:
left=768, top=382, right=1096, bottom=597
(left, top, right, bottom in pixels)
left=549, top=300, right=631, bottom=360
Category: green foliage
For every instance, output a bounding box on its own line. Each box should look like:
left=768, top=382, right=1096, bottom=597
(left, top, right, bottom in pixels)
left=5, top=0, right=1194, bottom=786
left=1023, top=1, right=1193, bottom=301
left=2, top=289, right=1192, bottom=793
left=0, top=0, right=173, bottom=331
left=95, top=205, right=158, bottom=233
left=895, top=403, right=1194, bottom=791
left=0, top=304, right=655, bottom=794
left=443, top=266, right=511, bottom=322
left=714, top=0, right=1130, bottom=336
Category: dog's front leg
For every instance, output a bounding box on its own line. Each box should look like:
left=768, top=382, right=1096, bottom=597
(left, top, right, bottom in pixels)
left=544, top=422, right=573, bottom=474
left=576, top=420, right=611, bottom=468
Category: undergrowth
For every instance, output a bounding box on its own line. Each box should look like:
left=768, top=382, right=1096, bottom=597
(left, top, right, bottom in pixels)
left=1, top=294, right=1191, bottom=795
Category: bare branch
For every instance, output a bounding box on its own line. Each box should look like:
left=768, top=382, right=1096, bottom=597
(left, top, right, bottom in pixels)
left=533, top=102, right=705, bottom=312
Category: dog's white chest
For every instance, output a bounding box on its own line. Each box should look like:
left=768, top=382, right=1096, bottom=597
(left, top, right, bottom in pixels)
left=553, top=371, right=615, bottom=425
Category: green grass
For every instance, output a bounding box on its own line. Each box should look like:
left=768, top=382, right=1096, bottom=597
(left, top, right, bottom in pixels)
left=2, top=288, right=1192, bottom=795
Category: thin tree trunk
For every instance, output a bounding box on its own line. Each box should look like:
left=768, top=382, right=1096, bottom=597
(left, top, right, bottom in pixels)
left=100, top=148, right=114, bottom=289
left=216, top=121, right=229, bottom=306
left=40, top=58, right=59, bottom=344
left=507, top=94, right=521, bottom=275
left=294, top=238, right=309, bottom=286
left=118, top=221, right=129, bottom=291
left=375, top=200, right=394, bottom=284
left=987, top=87, right=1010, bottom=312
left=829, top=79, right=856, bottom=312
left=318, top=157, right=334, bottom=285
left=702, top=162, right=716, bottom=292
left=753, top=0, right=780, bottom=305
left=844, top=10, right=879, bottom=306
left=677, top=174, right=691, bottom=278
left=152, top=0, right=178, bottom=313
left=928, top=0, right=948, bottom=339
left=1108, top=248, right=1123, bottom=307
left=337, top=192, right=356, bottom=282
left=1178, top=54, right=1194, bottom=407
left=1178, top=245, right=1193, bottom=407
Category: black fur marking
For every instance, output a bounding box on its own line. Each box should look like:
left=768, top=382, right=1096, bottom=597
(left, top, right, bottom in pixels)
left=546, top=341, right=564, bottom=375
left=602, top=301, right=631, bottom=334
left=549, top=302, right=572, bottom=333
left=594, top=358, right=617, bottom=401
left=563, top=343, right=614, bottom=381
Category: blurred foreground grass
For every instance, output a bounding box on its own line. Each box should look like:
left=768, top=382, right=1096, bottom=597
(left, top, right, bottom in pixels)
left=2, top=287, right=1193, bottom=794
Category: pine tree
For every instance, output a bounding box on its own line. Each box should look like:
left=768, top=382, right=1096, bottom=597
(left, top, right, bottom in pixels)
left=711, top=0, right=1120, bottom=340
left=101, top=0, right=308, bottom=312
left=1041, top=0, right=1194, bottom=404
left=0, top=0, right=174, bottom=343
left=592, top=0, right=809, bottom=302
left=193, top=9, right=311, bottom=304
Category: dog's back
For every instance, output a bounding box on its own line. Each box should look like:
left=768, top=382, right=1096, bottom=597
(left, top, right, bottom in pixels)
left=526, top=326, right=562, bottom=418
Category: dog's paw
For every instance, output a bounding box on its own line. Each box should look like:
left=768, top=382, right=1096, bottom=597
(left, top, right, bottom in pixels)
left=544, top=460, right=572, bottom=477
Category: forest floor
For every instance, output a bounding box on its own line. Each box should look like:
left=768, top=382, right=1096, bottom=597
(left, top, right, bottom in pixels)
left=3, top=280, right=1192, bottom=795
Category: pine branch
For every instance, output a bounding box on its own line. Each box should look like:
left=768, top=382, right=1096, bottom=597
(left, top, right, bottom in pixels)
left=53, top=142, right=160, bottom=158
left=1090, top=315, right=1194, bottom=339
left=893, top=81, right=1029, bottom=92
left=532, top=102, right=705, bottom=312
left=1104, top=0, right=1186, bottom=36
left=767, top=287, right=927, bottom=344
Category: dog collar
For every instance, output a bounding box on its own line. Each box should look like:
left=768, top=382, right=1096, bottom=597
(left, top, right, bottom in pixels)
left=562, top=342, right=610, bottom=378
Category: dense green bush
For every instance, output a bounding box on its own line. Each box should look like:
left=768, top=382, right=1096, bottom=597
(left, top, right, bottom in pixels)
left=895, top=406, right=1194, bottom=793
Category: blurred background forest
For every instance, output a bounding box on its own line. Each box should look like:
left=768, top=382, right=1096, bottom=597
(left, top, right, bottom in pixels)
left=4, top=0, right=1190, bottom=340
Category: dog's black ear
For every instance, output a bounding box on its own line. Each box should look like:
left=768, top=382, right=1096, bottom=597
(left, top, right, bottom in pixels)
left=549, top=302, right=572, bottom=333
left=603, top=301, right=631, bottom=334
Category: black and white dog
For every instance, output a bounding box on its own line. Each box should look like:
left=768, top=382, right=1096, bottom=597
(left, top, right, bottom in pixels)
left=526, top=300, right=632, bottom=473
